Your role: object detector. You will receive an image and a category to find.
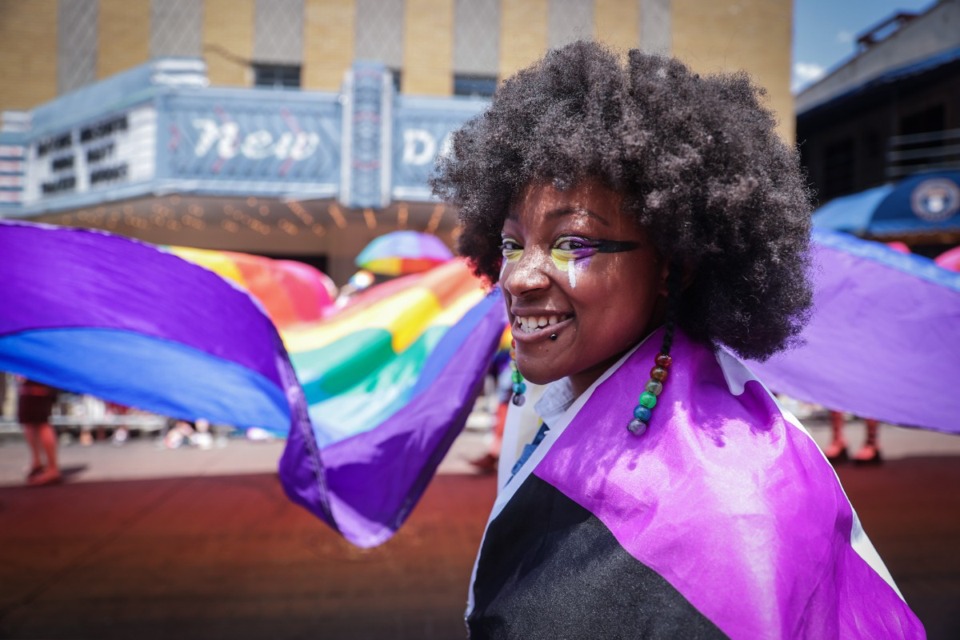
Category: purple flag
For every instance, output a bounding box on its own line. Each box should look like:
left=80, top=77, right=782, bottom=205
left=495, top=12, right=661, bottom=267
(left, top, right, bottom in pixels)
left=749, top=229, right=960, bottom=434
left=469, top=328, right=924, bottom=638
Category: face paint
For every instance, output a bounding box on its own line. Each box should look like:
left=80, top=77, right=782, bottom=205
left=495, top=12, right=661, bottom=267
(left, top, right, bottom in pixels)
left=500, top=234, right=640, bottom=289
left=500, top=179, right=663, bottom=397
left=499, top=237, right=522, bottom=280
left=550, top=237, right=640, bottom=288
left=500, top=237, right=523, bottom=263
left=550, top=247, right=589, bottom=288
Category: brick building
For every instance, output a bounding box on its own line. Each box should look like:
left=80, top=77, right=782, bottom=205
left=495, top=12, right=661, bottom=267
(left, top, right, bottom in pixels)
left=0, top=0, right=795, bottom=282
left=797, top=0, right=959, bottom=205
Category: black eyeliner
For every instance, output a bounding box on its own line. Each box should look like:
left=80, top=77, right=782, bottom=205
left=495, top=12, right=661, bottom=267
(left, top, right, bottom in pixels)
left=595, top=240, right=640, bottom=253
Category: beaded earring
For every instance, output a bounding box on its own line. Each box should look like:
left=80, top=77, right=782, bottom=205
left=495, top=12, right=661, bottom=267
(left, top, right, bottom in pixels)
left=510, top=339, right=526, bottom=407
left=627, top=268, right=680, bottom=436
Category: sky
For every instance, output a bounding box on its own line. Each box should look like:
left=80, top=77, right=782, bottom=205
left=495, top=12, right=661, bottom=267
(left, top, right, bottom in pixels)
left=792, top=0, right=939, bottom=93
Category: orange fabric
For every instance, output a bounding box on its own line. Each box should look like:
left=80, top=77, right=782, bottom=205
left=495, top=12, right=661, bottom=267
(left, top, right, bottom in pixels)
left=231, top=254, right=300, bottom=327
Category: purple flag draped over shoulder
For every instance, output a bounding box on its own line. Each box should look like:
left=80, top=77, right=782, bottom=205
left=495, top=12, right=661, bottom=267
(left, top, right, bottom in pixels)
left=468, top=329, right=924, bottom=638
left=749, top=229, right=960, bottom=434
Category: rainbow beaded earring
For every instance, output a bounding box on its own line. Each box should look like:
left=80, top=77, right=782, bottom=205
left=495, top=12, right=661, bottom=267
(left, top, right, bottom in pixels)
left=627, top=268, right=680, bottom=436
left=510, top=339, right=526, bottom=407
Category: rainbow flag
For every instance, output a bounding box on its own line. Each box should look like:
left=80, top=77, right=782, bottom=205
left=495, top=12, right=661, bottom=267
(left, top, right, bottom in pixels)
left=279, top=260, right=507, bottom=546
left=0, top=220, right=506, bottom=547
left=282, top=260, right=488, bottom=442
left=168, top=246, right=337, bottom=328
left=0, top=221, right=297, bottom=431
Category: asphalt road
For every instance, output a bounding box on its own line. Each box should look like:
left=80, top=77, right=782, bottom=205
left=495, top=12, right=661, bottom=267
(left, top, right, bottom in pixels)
left=0, top=423, right=957, bottom=639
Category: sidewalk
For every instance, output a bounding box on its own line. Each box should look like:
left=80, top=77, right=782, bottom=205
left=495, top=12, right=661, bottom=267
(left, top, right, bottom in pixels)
left=1, top=424, right=958, bottom=639
left=4, top=417, right=960, bottom=487
left=0, top=426, right=491, bottom=487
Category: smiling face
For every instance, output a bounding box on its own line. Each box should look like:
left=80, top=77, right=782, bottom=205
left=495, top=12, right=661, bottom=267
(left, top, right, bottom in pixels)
left=500, top=179, right=668, bottom=397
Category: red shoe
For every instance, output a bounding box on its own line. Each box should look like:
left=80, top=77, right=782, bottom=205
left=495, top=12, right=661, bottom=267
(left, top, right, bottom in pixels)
left=823, top=441, right=849, bottom=465
left=853, top=444, right=883, bottom=466
left=27, top=469, right=63, bottom=487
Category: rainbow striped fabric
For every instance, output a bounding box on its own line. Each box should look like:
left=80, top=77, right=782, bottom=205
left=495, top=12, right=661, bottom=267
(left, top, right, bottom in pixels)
left=0, top=220, right=506, bottom=546
left=168, top=246, right=337, bottom=328
left=276, top=259, right=509, bottom=546
left=280, top=266, right=507, bottom=546
left=282, top=259, right=489, bottom=446
left=0, top=221, right=295, bottom=431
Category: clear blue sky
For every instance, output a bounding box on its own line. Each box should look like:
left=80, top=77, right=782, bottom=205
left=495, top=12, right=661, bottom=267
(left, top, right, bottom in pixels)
left=792, top=0, right=938, bottom=92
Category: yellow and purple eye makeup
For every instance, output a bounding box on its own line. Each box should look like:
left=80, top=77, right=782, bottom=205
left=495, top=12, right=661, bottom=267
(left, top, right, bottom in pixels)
left=500, top=235, right=639, bottom=288
left=501, top=238, right=523, bottom=264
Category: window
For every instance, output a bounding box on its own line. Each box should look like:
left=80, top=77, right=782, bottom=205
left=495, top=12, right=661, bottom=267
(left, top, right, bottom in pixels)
left=253, top=64, right=301, bottom=89
left=893, top=104, right=948, bottom=175
left=822, top=137, right=856, bottom=200
left=454, top=74, right=497, bottom=98
left=900, top=104, right=945, bottom=136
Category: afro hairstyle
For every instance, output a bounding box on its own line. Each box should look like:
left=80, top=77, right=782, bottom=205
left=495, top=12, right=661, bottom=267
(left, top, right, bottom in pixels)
left=431, top=41, right=813, bottom=361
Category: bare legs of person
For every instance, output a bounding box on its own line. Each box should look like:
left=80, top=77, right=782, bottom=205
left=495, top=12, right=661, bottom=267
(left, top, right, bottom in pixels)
left=825, top=412, right=881, bottom=465
left=824, top=411, right=849, bottom=464
left=23, top=424, right=44, bottom=478
left=23, top=422, right=62, bottom=485
left=853, top=419, right=881, bottom=465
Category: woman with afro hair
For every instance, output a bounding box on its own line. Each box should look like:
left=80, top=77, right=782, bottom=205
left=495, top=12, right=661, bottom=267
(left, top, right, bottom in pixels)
left=432, top=42, right=922, bottom=639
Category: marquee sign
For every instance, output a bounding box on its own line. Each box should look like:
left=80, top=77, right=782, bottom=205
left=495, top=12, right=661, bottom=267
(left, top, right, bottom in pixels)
left=163, top=94, right=341, bottom=190
left=22, top=106, right=156, bottom=204
left=391, top=97, right=485, bottom=202
left=0, top=58, right=494, bottom=215
left=339, top=62, right=392, bottom=209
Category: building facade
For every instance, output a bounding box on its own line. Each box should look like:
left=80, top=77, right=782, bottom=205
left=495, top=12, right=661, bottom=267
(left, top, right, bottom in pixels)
left=796, top=0, right=960, bottom=206
left=1, top=0, right=795, bottom=282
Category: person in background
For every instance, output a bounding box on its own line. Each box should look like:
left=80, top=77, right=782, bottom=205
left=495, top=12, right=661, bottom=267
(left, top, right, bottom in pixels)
left=107, top=400, right=131, bottom=445
left=819, top=239, right=907, bottom=465
left=825, top=411, right=882, bottom=465
left=18, top=377, right=62, bottom=486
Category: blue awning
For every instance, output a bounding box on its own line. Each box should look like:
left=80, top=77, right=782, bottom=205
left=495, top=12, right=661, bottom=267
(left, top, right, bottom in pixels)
left=811, top=185, right=893, bottom=233
left=812, top=171, right=960, bottom=236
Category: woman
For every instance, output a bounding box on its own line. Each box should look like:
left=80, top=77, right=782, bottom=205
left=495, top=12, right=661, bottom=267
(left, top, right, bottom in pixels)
left=433, top=42, right=922, bottom=639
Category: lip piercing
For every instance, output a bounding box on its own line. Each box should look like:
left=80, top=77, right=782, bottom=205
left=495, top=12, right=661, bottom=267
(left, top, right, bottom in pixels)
left=550, top=333, right=558, bottom=341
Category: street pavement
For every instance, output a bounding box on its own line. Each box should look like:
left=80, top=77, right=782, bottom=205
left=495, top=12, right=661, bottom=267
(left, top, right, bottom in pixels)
left=0, top=420, right=958, bottom=639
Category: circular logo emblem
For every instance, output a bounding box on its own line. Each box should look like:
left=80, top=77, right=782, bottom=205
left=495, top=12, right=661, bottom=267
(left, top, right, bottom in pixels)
left=910, top=178, right=960, bottom=222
